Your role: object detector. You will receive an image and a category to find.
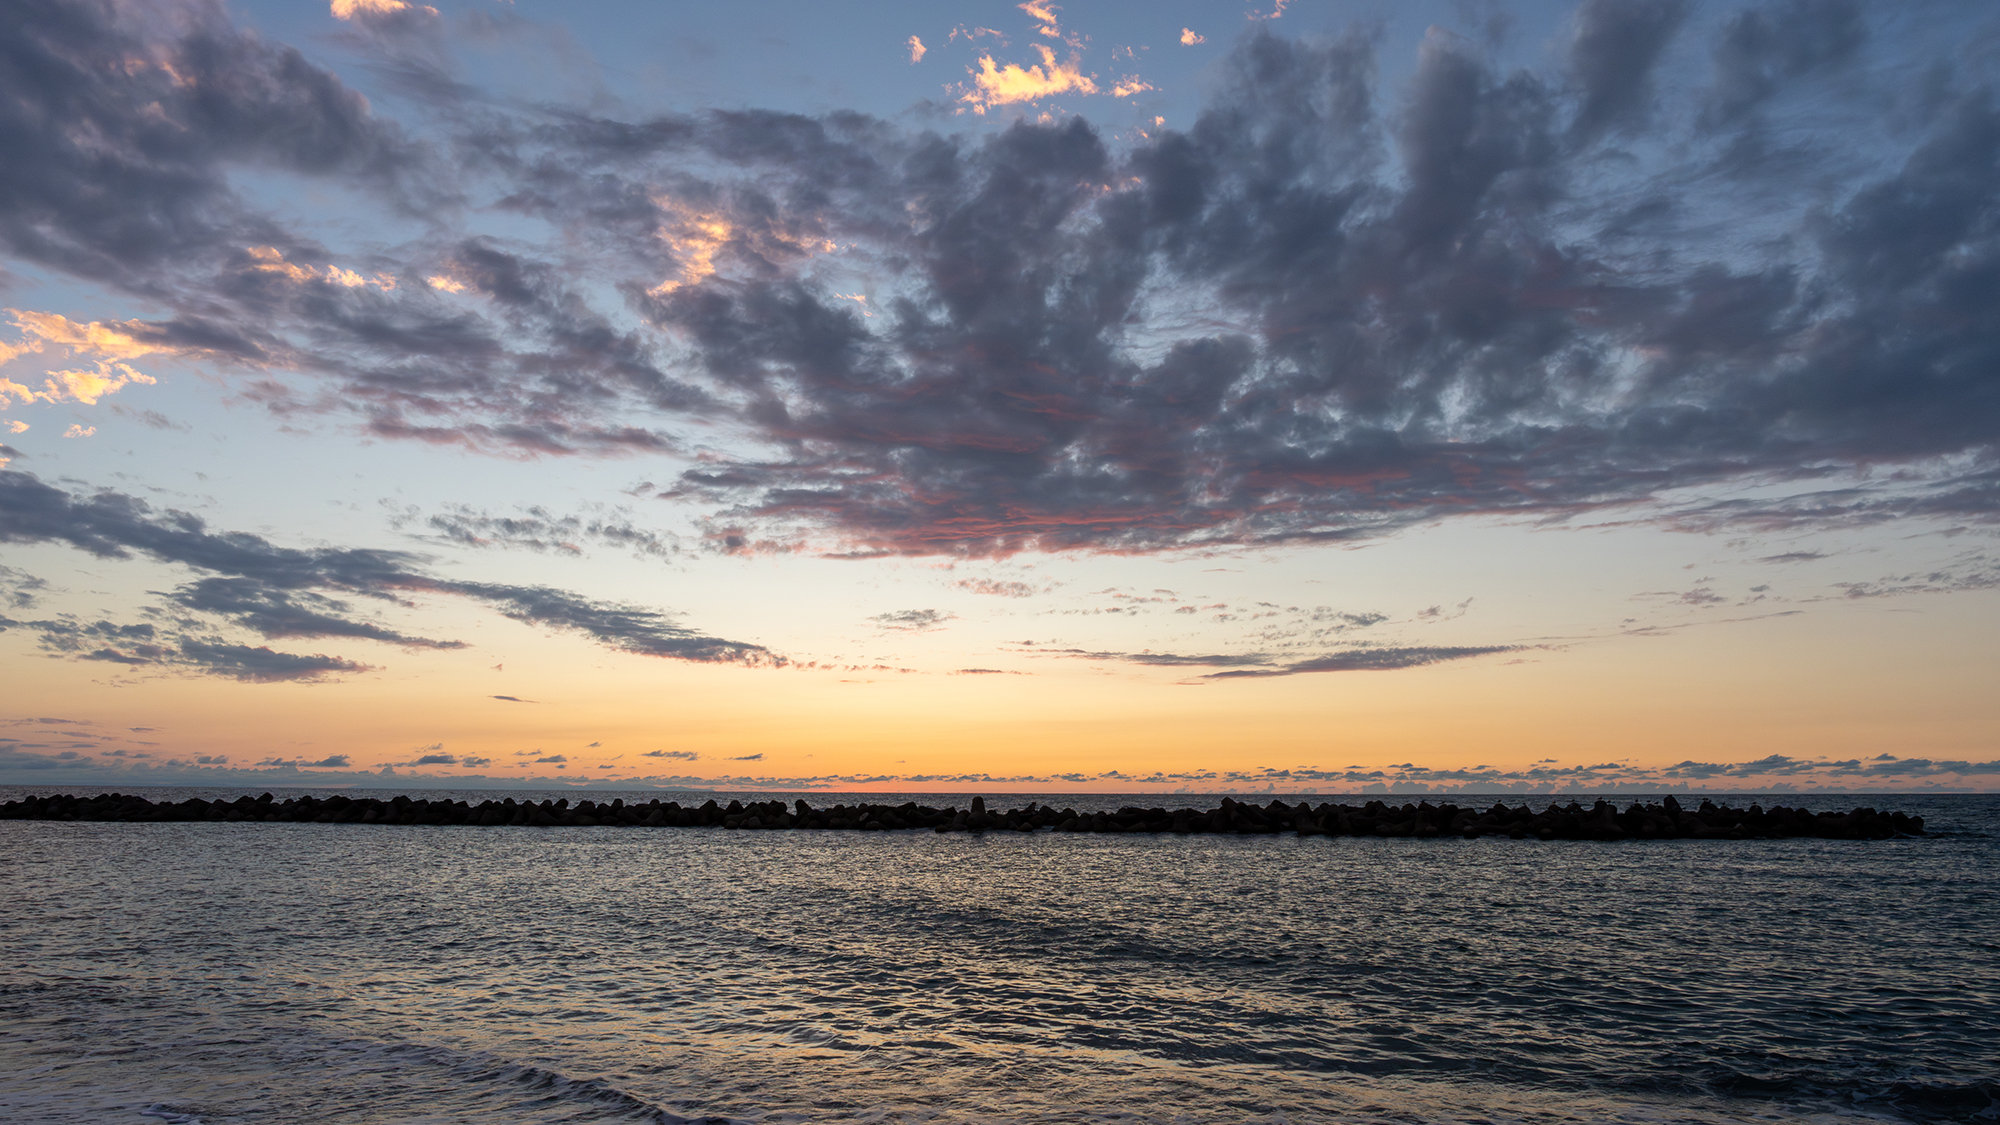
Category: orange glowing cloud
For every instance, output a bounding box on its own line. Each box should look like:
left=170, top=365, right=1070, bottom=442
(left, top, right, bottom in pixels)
left=1, top=363, right=157, bottom=407
left=247, top=245, right=315, bottom=283
left=329, top=0, right=434, bottom=20
left=645, top=203, right=736, bottom=295
left=961, top=45, right=1097, bottom=113
left=643, top=199, right=837, bottom=294
left=48, top=364, right=156, bottom=406
left=7, top=309, right=162, bottom=361
left=1019, top=1, right=1063, bottom=38
left=908, top=35, right=926, bottom=64
left=0, top=309, right=165, bottom=411
left=246, top=247, right=395, bottom=289
left=1180, top=28, right=1205, bottom=45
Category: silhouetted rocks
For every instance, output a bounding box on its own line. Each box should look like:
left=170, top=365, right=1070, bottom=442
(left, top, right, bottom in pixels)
left=0, top=792, right=1928, bottom=840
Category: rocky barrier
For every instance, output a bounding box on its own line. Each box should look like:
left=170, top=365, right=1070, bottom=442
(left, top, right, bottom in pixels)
left=0, top=792, right=1925, bottom=839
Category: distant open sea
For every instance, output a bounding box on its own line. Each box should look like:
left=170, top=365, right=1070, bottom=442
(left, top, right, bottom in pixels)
left=2, top=787, right=1994, bottom=1125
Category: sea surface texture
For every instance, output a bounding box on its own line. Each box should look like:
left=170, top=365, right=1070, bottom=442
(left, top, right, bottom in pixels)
left=2, top=789, right=1994, bottom=1125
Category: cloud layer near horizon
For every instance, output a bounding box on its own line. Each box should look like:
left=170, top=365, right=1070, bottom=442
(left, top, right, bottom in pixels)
left=5, top=0, right=1998, bottom=559
left=1, top=733, right=1993, bottom=793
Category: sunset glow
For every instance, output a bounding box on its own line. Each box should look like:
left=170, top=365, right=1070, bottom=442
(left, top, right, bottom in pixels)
left=2, top=0, right=1996, bottom=794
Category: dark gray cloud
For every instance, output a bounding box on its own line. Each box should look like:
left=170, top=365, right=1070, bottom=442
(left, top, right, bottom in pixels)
left=391, top=502, right=682, bottom=559
left=0, top=564, right=47, bottom=609
left=167, top=577, right=464, bottom=649
left=0, top=0, right=440, bottom=331
left=177, top=639, right=371, bottom=683
left=870, top=608, right=954, bottom=630
left=0, top=468, right=774, bottom=678
left=1566, top=0, right=1690, bottom=143
left=1700, top=0, right=1865, bottom=129
left=1201, top=645, right=1522, bottom=678
left=4, top=1, right=1999, bottom=560
left=1067, top=650, right=1273, bottom=667
left=1034, top=643, right=1518, bottom=677
left=453, top=580, right=770, bottom=663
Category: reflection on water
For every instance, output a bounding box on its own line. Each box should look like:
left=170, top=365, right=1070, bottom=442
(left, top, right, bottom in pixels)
left=1, top=791, right=1995, bottom=1124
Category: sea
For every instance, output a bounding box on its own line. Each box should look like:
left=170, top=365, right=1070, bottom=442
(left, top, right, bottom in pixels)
left=1, top=787, right=1994, bottom=1125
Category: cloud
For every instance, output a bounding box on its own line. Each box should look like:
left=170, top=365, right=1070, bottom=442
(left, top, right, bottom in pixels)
left=0, top=469, right=776, bottom=679
left=1700, top=0, right=1864, bottom=130
left=535, top=754, right=567, bottom=763
left=413, top=753, right=456, bottom=765
left=1181, top=29, right=1204, bottom=46
left=643, top=749, right=700, bottom=760
left=870, top=608, right=954, bottom=631
left=2, top=0, right=2000, bottom=569
left=1564, top=0, right=1689, bottom=143
left=459, top=756, right=491, bottom=767
left=491, top=695, right=536, bottom=702
left=178, top=640, right=372, bottom=682
left=908, top=36, right=926, bottom=64
left=1, top=613, right=368, bottom=682
left=22, top=746, right=1977, bottom=791
left=1200, top=645, right=1521, bottom=679
left=0, top=310, right=181, bottom=408
left=729, top=753, right=764, bottom=761
left=1031, top=643, right=1516, bottom=678
left=393, top=502, right=682, bottom=560
left=954, top=577, right=1042, bottom=598
left=0, top=564, right=47, bottom=609
left=0, top=0, right=428, bottom=295
left=960, top=45, right=1098, bottom=113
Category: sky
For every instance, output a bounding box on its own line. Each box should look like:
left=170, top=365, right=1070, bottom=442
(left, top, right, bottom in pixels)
left=2, top=0, right=1998, bottom=794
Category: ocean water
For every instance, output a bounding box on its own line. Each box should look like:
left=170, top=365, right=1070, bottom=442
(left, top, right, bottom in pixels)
left=1, top=788, right=1994, bottom=1125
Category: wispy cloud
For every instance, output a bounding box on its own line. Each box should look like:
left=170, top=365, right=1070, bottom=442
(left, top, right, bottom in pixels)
left=1029, top=643, right=1520, bottom=678
left=870, top=608, right=955, bottom=631
left=0, top=469, right=777, bottom=680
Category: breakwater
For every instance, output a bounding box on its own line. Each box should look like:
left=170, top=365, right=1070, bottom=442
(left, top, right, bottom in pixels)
left=1, top=792, right=1924, bottom=839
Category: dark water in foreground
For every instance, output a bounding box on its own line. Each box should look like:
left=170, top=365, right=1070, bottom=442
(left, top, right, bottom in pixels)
left=2, top=789, right=1995, bottom=1125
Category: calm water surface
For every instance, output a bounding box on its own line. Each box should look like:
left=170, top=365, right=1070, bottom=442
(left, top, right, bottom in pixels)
left=2, top=789, right=1995, bottom=1125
